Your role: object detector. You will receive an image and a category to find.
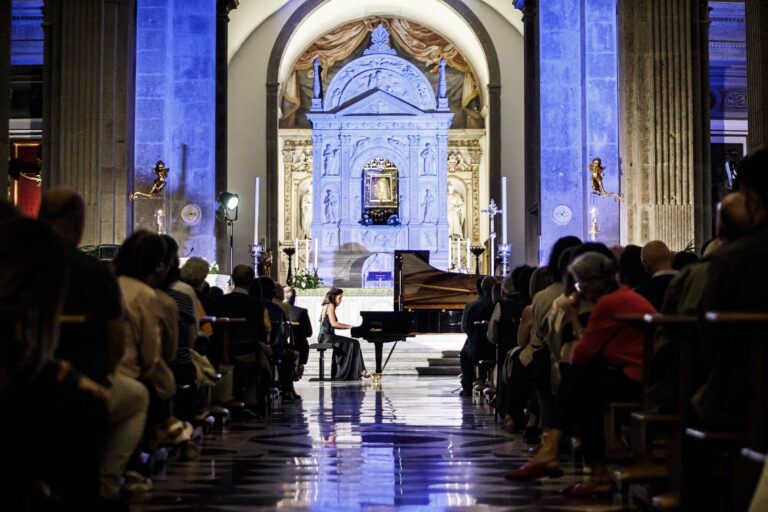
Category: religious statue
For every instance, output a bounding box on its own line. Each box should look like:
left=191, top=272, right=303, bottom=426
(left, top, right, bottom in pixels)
left=588, top=157, right=623, bottom=202
left=421, top=188, right=435, bottom=223
left=299, top=189, right=312, bottom=238
left=421, top=143, right=437, bottom=176
left=374, top=177, right=391, bottom=201
left=323, top=189, right=337, bottom=223
left=323, top=144, right=339, bottom=176
left=130, top=160, right=169, bottom=200
left=454, top=152, right=472, bottom=171
left=447, top=183, right=466, bottom=238
left=292, top=152, right=311, bottom=173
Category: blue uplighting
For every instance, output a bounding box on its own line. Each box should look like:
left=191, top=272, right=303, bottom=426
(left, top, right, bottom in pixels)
left=11, top=0, right=44, bottom=66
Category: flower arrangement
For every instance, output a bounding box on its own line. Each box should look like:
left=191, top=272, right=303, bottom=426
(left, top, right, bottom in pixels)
left=209, top=262, right=220, bottom=275
left=293, top=268, right=323, bottom=290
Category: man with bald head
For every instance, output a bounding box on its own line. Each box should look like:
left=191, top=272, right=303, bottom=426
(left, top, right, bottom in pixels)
left=40, top=187, right=150, bottom=504
left=634, top=240, right=677, bottom=310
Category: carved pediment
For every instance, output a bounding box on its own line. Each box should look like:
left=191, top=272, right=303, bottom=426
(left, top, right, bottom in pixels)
left=335, top=90, right=424, bottom=117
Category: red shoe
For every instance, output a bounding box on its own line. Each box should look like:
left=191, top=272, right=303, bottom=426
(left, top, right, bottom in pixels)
left=504, top=459, right=563, bottom=481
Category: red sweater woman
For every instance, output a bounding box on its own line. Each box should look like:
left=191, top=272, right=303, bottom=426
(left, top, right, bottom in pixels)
left=506, top=252, right=656, bottom=496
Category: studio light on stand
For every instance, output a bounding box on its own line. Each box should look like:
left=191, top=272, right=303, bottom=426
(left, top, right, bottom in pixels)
left=218, top=191, right=239, bottom=274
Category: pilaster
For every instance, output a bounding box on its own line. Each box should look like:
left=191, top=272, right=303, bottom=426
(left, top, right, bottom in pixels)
left=0, top=0, right=10, bottom=185
left=618, top=0, right=711, bottom=250
left=746, top=0, right=768, bottom=150
left=43, top=0, right=135, bottom=245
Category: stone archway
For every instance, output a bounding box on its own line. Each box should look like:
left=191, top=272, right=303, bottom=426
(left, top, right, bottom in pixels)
left=264, top=0, right=502, bottom=275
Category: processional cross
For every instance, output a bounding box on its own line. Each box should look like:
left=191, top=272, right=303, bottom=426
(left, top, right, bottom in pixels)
left=480, top=199, right=502, bottom=276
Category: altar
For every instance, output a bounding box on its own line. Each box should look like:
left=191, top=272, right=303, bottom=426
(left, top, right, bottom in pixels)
left=303, top=25, right=454, bottom=287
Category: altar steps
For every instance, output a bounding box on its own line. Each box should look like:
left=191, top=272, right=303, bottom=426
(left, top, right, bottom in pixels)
left=302, top=334, right=463, bottom=378
left=415, top=350, right=462, bottom=377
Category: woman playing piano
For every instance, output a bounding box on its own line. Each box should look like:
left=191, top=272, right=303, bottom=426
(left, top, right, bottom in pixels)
left=318, top=288, right=369, bottom=380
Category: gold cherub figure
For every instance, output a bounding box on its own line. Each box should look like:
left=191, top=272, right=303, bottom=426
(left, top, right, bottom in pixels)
left=130, top=160, right=169, bottom=200
left=588, top=157, right=623, bottom=202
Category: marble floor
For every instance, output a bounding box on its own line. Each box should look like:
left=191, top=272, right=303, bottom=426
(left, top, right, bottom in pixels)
left=131, top=377, right=636, bottom=511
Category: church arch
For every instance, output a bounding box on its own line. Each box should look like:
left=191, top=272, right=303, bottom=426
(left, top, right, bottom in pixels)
left=264, top=0, right=502, bottom=271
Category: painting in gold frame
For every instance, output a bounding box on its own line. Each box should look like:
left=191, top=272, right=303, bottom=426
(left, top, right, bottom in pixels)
left=363, top=158, right=398, bottom=209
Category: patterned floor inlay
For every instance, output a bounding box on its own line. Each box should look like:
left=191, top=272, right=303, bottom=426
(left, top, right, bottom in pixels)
left=130, top=377, right=637, bottom=511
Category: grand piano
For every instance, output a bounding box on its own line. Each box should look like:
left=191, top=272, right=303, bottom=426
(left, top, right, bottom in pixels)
left=350, top=251, right=480, bottom=377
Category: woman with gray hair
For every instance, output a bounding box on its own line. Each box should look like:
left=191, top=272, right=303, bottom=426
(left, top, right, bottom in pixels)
left=506, top=251, right=656, bottom=496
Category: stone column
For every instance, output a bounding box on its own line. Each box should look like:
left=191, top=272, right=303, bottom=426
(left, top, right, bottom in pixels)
left=0, top=0, right=10, bottom=184
left=266, top=80, right=279, bottom=278
left=216, top=0, right=237, bottom=263
left=43, top=0, right=135, bottom=245
left=617, top=0, right=712, bottom=250
left=746, top=0, right=768, bottom=150
left=518, top=0, right=541, bottom=264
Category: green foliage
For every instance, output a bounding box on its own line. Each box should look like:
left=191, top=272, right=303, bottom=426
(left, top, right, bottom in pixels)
left=293, top=268, right=323, bottom=290
left=209, top=262, right=220, bottom=275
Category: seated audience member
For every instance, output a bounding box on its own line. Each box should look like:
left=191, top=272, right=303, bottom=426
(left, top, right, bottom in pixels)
left=284, top=286, right=313, bottom=380
left=39, top=187, right=150, bottom=505
left=256, top=276, right=301, bottom=401
left=114, top=231, right=178, bottom=456
left=1, top=218, right=109, bottom=510
left=214, top=265, right=268, bottom=414
left=618, top=244, right=648, bottom=288
left=459, top=276, right=497, bottom=396
left=514, top=265, right=536, bottom=307
left=635, top=240, right=678, bottom=310
left=647, top=192, right=750, bottom=413
left=697, top=148, right=768, bottom=429
left=158, top=236, right=199, bottom=427
left=180, top=256, right=213, bottom=337
left=672, top=250, right=699, bottom=271
left=507, top=252, right=655, bottom=496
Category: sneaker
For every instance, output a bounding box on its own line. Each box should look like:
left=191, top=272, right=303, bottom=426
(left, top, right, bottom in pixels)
left=124, top=471, right=153, bottom=493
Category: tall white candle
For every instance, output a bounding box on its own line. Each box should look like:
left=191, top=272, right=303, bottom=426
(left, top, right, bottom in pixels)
left=305, top=238, right=310, bottom=272
left=294, top=238, right=299, bottom=271
left=501, top=176, right=508, bottom=245
left=314, top=238, right=318, bottom=270
left=466, top=238, right=471, bottom=273
left=253, top=177, right=260, bottom=244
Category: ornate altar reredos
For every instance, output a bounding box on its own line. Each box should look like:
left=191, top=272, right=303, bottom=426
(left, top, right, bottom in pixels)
left=305, top=25, right=453, bottom=287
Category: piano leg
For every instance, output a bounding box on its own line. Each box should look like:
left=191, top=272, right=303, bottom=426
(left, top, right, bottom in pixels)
left=374, top=341, right=384, bottom=374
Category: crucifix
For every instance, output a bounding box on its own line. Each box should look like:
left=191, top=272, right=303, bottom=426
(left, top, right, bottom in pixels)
left=481, top=199, right=502, bottom=276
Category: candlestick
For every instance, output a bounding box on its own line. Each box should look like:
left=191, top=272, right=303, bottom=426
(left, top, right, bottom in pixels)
left=314, top=238, right=318, bottom=270
left=253, top=177, right=260, bottom=244
left=501, top=176, right=508, bottom=245
left=465, top=238, right=470, bottom=273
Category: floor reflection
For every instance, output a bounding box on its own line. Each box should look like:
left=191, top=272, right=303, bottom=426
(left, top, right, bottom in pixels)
left=131, top=377, right=634, bottom=511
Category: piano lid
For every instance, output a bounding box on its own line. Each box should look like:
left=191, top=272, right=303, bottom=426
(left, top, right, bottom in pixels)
left=395, top=251, right=481, bottom=311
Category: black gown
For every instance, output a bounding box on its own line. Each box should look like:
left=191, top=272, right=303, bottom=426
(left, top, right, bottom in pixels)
left=319, top=311, right=366, bottom=380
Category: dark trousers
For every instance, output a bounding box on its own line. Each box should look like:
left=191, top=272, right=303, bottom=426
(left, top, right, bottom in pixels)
left=503, top=345, right=552, bottom=427
left=551, top=362, right=641, bottom=464
left=460, top=339, right=476, bottom=391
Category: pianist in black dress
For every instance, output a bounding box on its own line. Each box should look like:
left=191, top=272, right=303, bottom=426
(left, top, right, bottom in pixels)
left=318, top=288, right=369, bottom=380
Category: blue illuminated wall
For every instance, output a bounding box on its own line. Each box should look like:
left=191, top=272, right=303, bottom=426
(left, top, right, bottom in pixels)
left=11, top=0, right=43, bottom=66
left=134, top=0, right=217, bottom=261
left=538, top=0, right=620, bottom=260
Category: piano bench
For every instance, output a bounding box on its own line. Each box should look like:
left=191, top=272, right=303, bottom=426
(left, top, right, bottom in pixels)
left=309, top=343, right=335, bottom=381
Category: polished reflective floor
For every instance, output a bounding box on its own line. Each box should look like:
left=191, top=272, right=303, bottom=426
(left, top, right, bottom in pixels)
left=131, top=377, right=635, bottom=511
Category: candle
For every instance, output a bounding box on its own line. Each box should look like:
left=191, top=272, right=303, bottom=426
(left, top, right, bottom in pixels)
left=294, top=238, right=299, bottom=271
left=501, top=176, right=508, bottom=245
left=314, top=238, right=318, bottom=270
left=305, top=238, right=310, bottom=272
left=448, top=238, right=452, bottom=269
left=253, top=177, right=260, bottom=245
left=465, top=238, right=470, bottom=273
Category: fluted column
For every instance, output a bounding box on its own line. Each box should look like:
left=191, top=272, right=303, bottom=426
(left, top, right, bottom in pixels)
left=618, top=0, right=711, bottom=250
left=746, top=0, right=768, bottom=150
left=43, top=0, right=135, bottom=245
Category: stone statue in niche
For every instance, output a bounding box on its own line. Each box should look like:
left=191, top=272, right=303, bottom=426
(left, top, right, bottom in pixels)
left=447, top=183, right=466, bottom=238
left=292, top=152, right=311, bottom=173
left=421, top=188, right=435, bottom=223
left=299, top=189, right=312, bottom=238
left=322, top=144, right=339, bottom=176
left=420, top=143, right=437, bottom=176
left=323, top=189, right=337, bottom=223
